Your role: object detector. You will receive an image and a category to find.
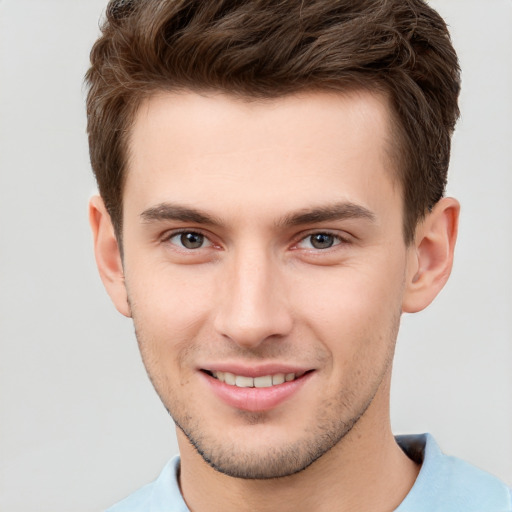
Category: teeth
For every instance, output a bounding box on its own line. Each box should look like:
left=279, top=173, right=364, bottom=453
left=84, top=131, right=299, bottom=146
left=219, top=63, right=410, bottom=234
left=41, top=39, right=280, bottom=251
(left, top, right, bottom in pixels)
left=212, top=371, right=297, bottom=387
left=235, top=375, right=253, bottom=388
left=224, top=372, right=236, bottom=385
left=254, top=375, right=272, bottom=388
left=272, top=373, right=285, bottom=385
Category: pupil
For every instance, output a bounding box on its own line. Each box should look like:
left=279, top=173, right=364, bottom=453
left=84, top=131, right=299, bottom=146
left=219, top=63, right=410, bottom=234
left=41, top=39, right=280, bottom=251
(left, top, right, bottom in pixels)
left=311, top=233, right=334, bottom=249
left=181, top=232, right=203, bottom=249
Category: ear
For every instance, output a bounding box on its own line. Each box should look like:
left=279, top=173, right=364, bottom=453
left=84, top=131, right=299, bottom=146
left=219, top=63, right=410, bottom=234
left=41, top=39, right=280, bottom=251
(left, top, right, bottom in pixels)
left=89, top=195, right=132, bottom=317
left=402, top=197, right=460, bottom=313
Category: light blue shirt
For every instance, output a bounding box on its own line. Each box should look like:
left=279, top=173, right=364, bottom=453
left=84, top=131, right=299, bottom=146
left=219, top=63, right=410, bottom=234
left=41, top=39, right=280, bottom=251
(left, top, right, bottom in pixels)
left=107, top=434, right=512, bottom=511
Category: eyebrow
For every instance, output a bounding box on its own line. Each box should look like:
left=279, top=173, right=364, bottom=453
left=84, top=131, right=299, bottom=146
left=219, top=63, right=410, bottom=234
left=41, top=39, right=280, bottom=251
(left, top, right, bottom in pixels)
left=140, top=203, right=222, bottom=226
left=140, top=201, right=376, bottom=227
left=278, top=202, right=376, bottom=227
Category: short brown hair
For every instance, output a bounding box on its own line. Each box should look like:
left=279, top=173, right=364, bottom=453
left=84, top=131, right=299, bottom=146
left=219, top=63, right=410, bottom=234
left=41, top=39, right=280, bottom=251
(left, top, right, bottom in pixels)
left=86, top=0, right=460, bottom=243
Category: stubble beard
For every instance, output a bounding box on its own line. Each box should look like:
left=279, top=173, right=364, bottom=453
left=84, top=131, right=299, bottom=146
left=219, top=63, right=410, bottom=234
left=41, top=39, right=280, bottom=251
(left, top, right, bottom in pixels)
left=139, top=343, right=393, bottom=480
left=172, top=389, right=378, bottom=480
left=131, top=305, right=400, bottom=481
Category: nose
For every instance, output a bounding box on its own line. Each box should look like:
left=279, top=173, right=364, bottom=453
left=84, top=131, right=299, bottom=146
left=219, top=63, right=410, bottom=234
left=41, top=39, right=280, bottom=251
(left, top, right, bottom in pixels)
left=213, top=247, right=293, bottom=349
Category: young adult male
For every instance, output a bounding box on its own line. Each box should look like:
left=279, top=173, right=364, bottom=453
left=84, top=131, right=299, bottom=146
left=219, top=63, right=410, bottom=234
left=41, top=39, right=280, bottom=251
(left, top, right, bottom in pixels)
left=86, top=0, right=512, bottom=510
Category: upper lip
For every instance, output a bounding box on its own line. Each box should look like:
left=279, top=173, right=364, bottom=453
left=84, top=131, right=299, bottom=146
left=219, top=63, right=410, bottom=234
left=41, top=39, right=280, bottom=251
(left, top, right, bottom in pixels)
left=199, top=363, right=313, bottom=378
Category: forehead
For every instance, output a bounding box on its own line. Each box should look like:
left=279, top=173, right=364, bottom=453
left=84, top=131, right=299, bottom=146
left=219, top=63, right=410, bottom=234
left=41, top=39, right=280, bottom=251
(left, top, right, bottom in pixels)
left=125, top=90, right=400, bottom=223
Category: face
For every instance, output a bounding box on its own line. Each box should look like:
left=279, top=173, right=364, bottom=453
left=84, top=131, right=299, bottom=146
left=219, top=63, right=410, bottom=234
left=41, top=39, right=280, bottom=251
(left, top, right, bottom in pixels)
left=119, top=90, right=413, bottom=478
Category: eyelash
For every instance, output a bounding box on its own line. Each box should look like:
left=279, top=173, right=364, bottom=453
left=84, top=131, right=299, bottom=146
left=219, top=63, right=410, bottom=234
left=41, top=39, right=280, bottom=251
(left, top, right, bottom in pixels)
left=163, top=229, right=350, bottom=252
left=293, top=231, right=349, bottom=251
left=164, top=229, right=213, bottom=250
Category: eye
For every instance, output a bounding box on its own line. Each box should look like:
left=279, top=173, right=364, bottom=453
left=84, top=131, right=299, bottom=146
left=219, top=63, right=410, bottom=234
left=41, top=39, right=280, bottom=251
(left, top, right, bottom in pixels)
left=297, top=232, right=343, bottom=250
left=168, top=231, right=212, bottom=250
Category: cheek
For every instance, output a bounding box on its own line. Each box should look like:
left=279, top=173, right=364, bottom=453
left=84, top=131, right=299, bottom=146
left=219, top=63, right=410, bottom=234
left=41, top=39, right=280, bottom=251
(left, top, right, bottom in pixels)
left=128, top=258, right=216, bottom=314
left=290, top=259, right=405, bottom=355
left=125, top=263, right=217, bottom=362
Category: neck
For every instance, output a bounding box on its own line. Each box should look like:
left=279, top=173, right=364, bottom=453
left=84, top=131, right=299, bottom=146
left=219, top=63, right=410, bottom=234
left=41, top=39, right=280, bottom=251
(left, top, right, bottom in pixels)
left=178, top=378, right=419, bottom=512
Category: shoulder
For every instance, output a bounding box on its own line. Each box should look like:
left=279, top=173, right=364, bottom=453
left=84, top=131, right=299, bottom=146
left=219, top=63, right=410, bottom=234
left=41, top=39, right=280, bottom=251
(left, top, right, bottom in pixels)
left=395, top=434, right=512, bottom=512
left=105, top=456, right=189, bottom=512
left=106, top=482, right=154, bottom=512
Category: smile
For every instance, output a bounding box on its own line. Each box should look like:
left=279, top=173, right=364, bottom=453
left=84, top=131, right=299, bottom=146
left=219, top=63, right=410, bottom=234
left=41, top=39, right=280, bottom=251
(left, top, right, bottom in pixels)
left=202, top=368, right=314, bottom=411
left=210, top=371, right=303, bottom=388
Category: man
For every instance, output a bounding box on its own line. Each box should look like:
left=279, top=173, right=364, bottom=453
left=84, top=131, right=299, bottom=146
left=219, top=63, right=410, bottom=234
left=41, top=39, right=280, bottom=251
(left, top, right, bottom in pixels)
left=86, top=0, right=511, bottom=510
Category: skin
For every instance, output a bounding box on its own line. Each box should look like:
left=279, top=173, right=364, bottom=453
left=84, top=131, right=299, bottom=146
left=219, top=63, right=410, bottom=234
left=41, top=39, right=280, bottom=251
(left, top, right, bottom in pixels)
left=90, top=90, right=459, bottom=512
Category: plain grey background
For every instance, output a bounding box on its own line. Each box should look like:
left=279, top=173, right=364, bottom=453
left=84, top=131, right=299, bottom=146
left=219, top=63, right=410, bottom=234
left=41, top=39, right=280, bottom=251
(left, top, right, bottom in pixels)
left=0, top=1, right=511, bottom=510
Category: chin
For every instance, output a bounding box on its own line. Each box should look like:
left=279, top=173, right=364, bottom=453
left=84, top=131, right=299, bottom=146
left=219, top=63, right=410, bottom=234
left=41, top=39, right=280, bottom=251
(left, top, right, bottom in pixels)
left=174, top=403, right=364, bottom=480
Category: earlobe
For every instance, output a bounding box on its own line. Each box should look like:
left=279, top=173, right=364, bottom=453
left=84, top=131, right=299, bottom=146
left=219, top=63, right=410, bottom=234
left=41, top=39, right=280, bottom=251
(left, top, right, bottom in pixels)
left=402, top=197, right=460, bottom=313
left=89, top=195, right=132, bottom=318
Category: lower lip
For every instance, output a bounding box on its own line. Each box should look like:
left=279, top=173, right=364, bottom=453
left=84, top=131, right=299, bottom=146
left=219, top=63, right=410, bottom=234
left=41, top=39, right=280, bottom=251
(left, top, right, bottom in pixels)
left=202, top=372, right=313, bottom=412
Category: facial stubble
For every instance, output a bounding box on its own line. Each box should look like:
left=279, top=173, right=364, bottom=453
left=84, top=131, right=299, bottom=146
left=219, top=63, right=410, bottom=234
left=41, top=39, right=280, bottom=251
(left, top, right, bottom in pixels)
left=130, top=305, right=400, bottom=481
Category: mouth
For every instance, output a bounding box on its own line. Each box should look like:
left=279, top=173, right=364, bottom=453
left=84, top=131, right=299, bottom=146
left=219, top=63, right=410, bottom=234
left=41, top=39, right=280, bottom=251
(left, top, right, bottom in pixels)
left=203, top=370, right=308, bottom=388
left=200, top=368, right=314, bottom=412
